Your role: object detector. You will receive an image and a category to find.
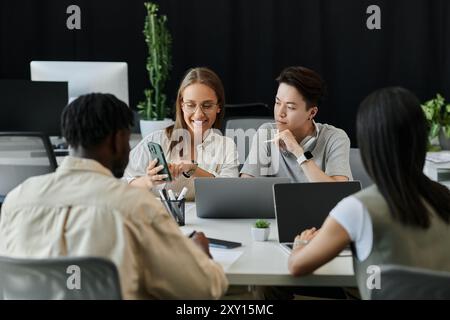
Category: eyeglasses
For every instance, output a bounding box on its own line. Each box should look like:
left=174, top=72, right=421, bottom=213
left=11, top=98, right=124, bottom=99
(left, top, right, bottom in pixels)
left=181, top=101, right=219, bottom=114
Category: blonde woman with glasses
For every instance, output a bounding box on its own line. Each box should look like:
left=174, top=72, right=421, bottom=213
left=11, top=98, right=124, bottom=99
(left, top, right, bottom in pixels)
left=125, top=67, right=239, bottom=200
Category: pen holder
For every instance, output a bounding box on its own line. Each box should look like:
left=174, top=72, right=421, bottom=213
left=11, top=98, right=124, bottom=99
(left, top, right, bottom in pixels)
left=161, top=198, right=185, bottom=226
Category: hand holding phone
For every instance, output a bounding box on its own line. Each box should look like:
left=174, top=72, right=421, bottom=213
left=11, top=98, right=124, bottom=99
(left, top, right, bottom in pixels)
left=145, top=159, right=169, bottom=186
left=147, top=142, right=172, bottom=182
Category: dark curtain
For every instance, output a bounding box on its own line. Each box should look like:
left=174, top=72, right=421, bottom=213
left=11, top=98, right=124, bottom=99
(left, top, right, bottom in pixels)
left=1, top=0, right=449, bottom=145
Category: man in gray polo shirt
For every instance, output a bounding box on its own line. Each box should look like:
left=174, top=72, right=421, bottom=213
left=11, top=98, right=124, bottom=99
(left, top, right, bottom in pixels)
left=241, top=66, right=352, bottom=182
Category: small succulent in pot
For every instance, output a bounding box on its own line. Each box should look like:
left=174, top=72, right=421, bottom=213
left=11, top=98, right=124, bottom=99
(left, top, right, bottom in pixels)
left=251, top=220, right=271, bottom=241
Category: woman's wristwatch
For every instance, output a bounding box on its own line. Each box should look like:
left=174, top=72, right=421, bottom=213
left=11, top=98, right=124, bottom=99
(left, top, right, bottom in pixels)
left=296, top=151, right=313, bottom=165
left=182, top=160, right=198, bottom=178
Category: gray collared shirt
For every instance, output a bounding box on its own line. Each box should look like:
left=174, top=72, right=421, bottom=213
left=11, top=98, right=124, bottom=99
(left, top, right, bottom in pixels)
left=240, top=122, right=353, bottom=181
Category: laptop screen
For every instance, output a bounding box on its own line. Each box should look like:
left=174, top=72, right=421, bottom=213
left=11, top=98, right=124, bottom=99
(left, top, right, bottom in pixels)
left=195, top=177, right=290, bottom=218
left=274, top=182, right=362, bottom=243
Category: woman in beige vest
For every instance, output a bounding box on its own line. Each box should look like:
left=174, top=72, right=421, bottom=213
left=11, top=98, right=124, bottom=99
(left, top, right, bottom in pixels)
left=287, top=87, right=450, bottom=299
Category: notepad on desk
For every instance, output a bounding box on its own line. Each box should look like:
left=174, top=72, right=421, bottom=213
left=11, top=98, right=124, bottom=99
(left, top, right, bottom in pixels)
left=210, top=248, right=243, bottom=271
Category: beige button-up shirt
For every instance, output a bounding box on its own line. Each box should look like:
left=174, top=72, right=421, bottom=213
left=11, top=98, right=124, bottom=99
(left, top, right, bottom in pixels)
left=0, top=156, right=228, bottom=299
left=124, top=129, right=239, bottom=200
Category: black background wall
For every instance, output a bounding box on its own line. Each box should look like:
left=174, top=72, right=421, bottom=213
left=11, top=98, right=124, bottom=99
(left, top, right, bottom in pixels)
left=1, top=0, right=449, bottom=145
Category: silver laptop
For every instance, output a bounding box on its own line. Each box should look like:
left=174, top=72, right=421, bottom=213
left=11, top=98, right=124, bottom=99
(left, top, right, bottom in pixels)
left=273, top=182, right=361, bottom=255
left=195, top=177, right=291, bottom=218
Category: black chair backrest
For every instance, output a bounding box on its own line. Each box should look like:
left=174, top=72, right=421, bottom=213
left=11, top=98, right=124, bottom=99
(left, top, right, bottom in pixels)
left=0, top=256, right=122, bottom=300
left=0, top=132, right=57, bottom=196
left=223, top=103, right=271, bottom=118
left=221, top=103, right=271, bottom=132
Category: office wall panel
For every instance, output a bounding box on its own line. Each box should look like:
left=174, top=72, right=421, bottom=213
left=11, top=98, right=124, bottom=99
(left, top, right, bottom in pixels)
left=0, top=0, right=449, bottom=145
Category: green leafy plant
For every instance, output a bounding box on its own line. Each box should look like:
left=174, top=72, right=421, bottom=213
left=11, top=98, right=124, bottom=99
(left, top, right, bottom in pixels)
left=421, top=94, right=450, bottom=151
left=254, top=219, right=270, bottom=229
left=137, top=2, right=172, bottom=120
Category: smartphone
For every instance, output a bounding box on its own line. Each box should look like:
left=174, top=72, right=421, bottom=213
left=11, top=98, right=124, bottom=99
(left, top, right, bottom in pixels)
left=207, top=237, right=242, bottom=249
left=147, top=142, right=172, bottom=182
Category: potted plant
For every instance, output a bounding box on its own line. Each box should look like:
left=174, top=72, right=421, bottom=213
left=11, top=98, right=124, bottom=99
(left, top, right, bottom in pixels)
left=138, top=2, right=174, bottom=138
left=251, top=219, right=271, bottom=241
left=421, top=93, right=450, bottom=151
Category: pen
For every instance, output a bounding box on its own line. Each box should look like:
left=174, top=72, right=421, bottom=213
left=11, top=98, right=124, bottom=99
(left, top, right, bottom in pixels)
left=177, top=187, right=188, bottom=200
left=168, top=189, right=177, bottom=201
left=159, top=190, right=174, bottom=217
left=188, top=230, right=197, bottom=238
left=161, top=188, right=169, bottom=201
left=158, top=190, right=167, bottom=201
left=161, top=189, right=174, bottom=213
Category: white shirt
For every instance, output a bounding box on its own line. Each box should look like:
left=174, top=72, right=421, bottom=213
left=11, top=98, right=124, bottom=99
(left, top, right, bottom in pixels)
left=124, top=129, right=239, bottom=200
left=329, top=195, right=373, bottom=261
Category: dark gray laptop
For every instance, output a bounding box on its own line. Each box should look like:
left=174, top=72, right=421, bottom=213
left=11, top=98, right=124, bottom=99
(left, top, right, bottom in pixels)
left=195, top=177, right=291, bottom=218
left=273, top=182, right=362, bottom=253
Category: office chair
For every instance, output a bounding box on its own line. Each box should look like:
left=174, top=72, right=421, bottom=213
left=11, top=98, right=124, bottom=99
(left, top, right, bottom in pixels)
left=224, top=116, right=273, bottom=167
left=350, top=148, right=372, bottom=188
left=369, top=264, right=450, bottom=300
left=0, top=256, right=122, bottom=300
left=0, top=132, right=57, bottom=198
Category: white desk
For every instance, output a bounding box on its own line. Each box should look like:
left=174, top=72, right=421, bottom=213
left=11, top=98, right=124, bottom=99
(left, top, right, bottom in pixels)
left=180, top=203, right=356, bottom=287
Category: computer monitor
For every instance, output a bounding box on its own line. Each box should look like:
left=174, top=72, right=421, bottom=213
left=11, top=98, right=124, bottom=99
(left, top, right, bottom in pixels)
left=30, top=61, right=129, bottom=105
left=0, top=80, right=68, bottom=136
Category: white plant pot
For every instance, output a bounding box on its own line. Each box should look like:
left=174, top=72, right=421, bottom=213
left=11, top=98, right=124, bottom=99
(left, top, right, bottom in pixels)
left=251, top=227, right=270, bottom=241
left=140, top=118, right=174, bottom=138
left=439, top=129, right=450, bottom=150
